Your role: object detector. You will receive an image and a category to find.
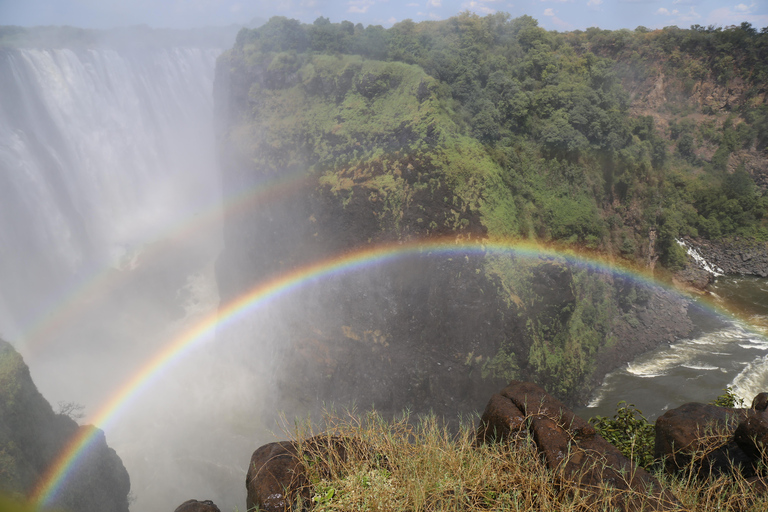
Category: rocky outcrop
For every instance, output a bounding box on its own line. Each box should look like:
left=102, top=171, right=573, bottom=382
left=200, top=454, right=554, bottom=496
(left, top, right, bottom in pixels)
left=655, top=402, right=753, bottom=477
left=0, top=339, right=130, bottom=511
left=174, top=499, right=221, bottom=512
left=683, top=236, right=768, bottom=278
left=655, top=393, right=768, bottom=481
left=477, top=381, right=680, bottom=512
left=246, top=435, right=360, bottom=512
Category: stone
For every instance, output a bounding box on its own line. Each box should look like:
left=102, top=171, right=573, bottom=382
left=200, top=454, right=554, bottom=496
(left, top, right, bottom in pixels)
left=734, top=410, right=768, bottom=463
left=478, top=381, right=679, bottom=511
left=654, top=402, right=753, bottom=477
left=752, top=392, right=768, bottom=412
left=475, top=392, right=526, bottom=445
left=174, top=499, right=221, bottom=512
left=246, top=435, right=360, bottom=512
left=246, top=441, right=306, bottom=512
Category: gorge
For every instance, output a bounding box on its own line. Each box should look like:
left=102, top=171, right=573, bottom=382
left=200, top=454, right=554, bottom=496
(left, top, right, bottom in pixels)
left=0, top=16, right=767, bottom=512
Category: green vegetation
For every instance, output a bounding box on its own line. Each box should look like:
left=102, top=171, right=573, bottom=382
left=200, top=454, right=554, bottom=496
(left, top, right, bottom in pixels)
left=590, top=388, right=748, bottom=472
left=226, top=13, right=768, bottom=265
left=590, top=402, right=656, bottom=470
left=222, top=14, right=768, bottom=401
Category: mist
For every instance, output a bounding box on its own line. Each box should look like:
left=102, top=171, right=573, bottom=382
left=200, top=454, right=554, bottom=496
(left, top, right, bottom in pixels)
left=0, top=27, right=252, bottom=510
left=3, top=11, right=768, bottom=512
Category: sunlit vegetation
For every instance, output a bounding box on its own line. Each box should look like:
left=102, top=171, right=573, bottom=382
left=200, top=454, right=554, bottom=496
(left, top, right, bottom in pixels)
left=286, top=406, right=768, bottom=512
left=224, top=13, right=768, bottom=265
left=214, top=13, right=768, bottom=402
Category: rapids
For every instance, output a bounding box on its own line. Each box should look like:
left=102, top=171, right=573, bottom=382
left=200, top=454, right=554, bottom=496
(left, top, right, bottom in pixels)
left=578, top=276, right=768, bottom=421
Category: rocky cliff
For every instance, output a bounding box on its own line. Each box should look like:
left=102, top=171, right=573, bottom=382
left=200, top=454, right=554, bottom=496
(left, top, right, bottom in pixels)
left=0, top=339, right=130, bottom=511
left=212, top=17, right=696, bottom=413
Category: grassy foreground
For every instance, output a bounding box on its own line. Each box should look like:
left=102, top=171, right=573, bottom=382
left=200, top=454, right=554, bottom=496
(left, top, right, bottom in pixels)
left=285, top=409, right=768, bottom=512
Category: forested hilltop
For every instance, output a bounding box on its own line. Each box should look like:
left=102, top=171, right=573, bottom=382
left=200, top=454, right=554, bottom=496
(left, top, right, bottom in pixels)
left=213, top=14, right=766, bottom=409
left=223, top=13, right=768, bottom=271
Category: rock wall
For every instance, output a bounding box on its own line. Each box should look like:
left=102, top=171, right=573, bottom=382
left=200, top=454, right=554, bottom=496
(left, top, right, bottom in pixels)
left=212, top=42, right=695, bottom=414
left=686, top=237, right=768, bottom=278
left=0, top=339, right=130, bottom=511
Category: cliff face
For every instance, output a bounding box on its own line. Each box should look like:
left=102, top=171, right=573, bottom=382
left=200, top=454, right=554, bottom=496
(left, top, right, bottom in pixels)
left=0, top=340, right=130, bottom=511
left=212, top=23, right=693, bottom=411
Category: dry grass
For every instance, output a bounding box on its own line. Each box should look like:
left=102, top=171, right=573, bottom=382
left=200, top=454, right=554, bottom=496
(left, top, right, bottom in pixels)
left=285, top=409, right=768, bottom=512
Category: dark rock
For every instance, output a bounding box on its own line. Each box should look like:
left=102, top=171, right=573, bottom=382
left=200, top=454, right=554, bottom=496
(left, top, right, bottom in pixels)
left=752, top=392, right=768, bottom=412
left=246, top=441, right=305, bottom=512
left=475, top=392, right=526, bottom=445
left=734, top=411, right=768, bottom=463
left=246, top=435, right=358, bottom=512
left=680, top=236, right=768, bottom=278
left=0, top=339, right=130, bottom=512
left=654, top=402, right=753, bottom=477
left=478, top=381, right=680, bottom=511
left=174, top=499, right=221, bottom=512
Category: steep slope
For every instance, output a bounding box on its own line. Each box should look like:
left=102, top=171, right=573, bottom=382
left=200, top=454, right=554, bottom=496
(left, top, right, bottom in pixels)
left=0, top=339, right=130, bottom=511
left=213, top=16, right=694, bottom=411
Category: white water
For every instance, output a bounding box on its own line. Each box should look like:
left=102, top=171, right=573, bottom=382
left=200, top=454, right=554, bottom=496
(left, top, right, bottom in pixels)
left=0, top=44, right=238, bottom=510
left=581, top=269, right=768, bottom=421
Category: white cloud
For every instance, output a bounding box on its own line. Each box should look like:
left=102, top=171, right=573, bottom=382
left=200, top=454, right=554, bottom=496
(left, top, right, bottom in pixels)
left=229, top=3, right=242, bottom=13
left=347, top=0, right=374, bottom=13
left=461, top=1, right=497, bottom=14
left=427, top=0, right=442, bottom=7
left=406, top=2, right=419, bottom=6
left=676, top=6, right=701, bottom=22
left=706, top=5, right=768, bottom=26
left=587, top=0, right=603, bottom=6
left=656, top=7, right=670, bottom=15
left=544, top=7, right=555, bottom=15
left=734, top=3, right=751, bottom=12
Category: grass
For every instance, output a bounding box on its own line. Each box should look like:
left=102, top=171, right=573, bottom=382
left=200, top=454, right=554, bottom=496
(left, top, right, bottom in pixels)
left=278, top=408, right=768, bottom=512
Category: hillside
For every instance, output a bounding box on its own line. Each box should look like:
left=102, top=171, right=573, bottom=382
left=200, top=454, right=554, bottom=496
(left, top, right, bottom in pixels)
left=210, top=13, right=768, bottom=413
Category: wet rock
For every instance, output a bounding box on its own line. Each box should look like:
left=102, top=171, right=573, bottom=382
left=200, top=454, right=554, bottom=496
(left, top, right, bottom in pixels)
left=654, top=402, right=753, bottom=477
left=478, top=381, right=679, bottom=511
left=734, top=411, right=768, bottom=463
left=680, top=236, right=768, bottom=278
left=246, top=441, right=306, bottom=512
left=246, top=435, right=359, bottom=512
left=174, top=499, right=221, bottom=512
left=752, top=392, right=768, bottom=412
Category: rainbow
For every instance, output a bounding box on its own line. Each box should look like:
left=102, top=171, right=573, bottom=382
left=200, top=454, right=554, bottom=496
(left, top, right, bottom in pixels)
left=27, top=237, right=744, bottom=508
left=15, top=170, right=311, bottom=358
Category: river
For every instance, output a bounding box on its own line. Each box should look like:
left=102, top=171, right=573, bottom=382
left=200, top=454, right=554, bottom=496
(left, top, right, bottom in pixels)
left=577, top=275, right=768, bottom=421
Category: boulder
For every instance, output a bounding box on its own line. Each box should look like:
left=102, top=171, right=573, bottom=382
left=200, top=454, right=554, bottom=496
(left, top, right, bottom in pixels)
left=478, top=380, right=679, bottom=512
left=246, top=435, right=358, bottom=512
left=655, top=402, right=753, bottom=477
left=734, top=410, right=768, bottom=463
left=174, top=499, right=221, bottom=512
left=752, top=392, right=768, bottom=412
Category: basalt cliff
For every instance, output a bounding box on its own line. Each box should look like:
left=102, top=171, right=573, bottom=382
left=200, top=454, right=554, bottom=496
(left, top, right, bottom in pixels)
left=209, top=14, right=768, bottom=414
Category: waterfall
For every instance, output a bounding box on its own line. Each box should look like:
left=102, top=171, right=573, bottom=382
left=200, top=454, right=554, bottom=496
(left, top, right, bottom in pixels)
left=0, top=46, right=222, bottom=334
left=675, top=238, right=725, bottom=276
left=0, top=43, right=233, bottom=510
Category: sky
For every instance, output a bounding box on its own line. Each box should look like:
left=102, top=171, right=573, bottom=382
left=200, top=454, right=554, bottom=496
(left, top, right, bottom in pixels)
left=0, top=0, right=766, bottom=34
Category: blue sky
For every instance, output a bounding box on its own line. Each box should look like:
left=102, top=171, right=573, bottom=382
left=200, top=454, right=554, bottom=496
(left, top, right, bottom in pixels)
left=1, top=0, right=766, bottom=31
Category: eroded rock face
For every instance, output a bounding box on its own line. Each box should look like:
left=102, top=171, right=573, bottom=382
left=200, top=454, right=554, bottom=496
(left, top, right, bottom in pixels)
left=174, top=499, right=221, bottom=512
left=0, top=340, right=130, bottom=512
left=654, top=402, right=753, bottom=477
left=477, top=380, right=680, bottom=512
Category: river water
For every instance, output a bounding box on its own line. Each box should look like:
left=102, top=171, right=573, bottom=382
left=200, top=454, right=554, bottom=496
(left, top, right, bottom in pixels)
left=577, top=276, right=768, bottom=421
